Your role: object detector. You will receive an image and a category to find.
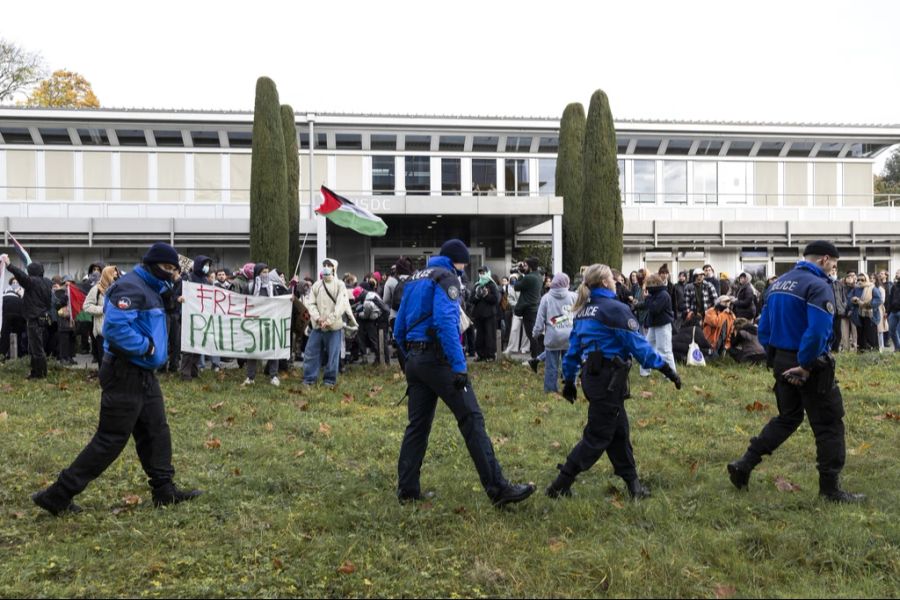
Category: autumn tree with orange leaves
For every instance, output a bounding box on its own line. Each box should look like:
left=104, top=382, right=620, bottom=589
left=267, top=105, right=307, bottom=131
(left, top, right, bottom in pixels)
left=24, top=69, right=99, bottom=108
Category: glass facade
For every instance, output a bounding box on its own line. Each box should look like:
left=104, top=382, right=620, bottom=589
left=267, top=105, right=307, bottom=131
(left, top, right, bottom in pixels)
left=693, top=161, right=717, bottom=204
left=405, top=156, right=430, bottom=195
left=372, top=156, right=394, bottom=195
left=633, top=160, right=656, bottom=203
left=539, top=159, right=556, bottom=195
left=718, top=161, right=751, bottom=203
left=663, top=161, right=687, bottom=204
left=505, top=159, right=529, bottom=196
left=442, top=158, right=461, bottom=195
left=472, top=159, right=497, bottom=195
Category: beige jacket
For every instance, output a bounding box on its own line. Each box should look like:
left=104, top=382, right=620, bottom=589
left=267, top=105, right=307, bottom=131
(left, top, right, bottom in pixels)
left=82, top=284, right=106, bottom=337
left=307, top=277, right=357, bottom=331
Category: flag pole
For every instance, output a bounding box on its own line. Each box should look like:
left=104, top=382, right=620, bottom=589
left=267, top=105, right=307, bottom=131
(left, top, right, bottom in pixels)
left=293, top=230, right=310, bottom=279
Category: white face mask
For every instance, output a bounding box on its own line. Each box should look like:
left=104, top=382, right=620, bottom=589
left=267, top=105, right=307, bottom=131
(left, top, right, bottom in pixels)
left=323, top=267, right=333, bottom=277
left=202, top=264, right=210, bottom=275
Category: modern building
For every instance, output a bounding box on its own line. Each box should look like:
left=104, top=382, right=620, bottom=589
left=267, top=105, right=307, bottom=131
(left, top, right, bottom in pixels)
left=1, top=107, right=899, bottom=282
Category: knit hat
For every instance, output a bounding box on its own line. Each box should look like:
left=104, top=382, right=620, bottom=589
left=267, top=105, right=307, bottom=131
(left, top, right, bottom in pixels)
left=142, top=242, right=179, bottom=266
left=803, top=240, right=840, bottom=258
left=551, top=272, right=570, bottom=289
left=253, top=263, right=269, bottom=278
left=440, top=239, right=470, bottom=264
left=352, top=286, right=364, bottom=300
left=242, top=263, right=255, bottom=279
left=720, top=272, right=730, bottom=280
left=526, top=257, right=539, bottom=271
left=395, top=257, right=413, bottom=276
left=373, top=271, right=382, bottom=283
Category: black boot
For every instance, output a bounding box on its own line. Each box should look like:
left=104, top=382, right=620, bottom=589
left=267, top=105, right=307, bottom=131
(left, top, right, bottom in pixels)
left=625, top=478, right=651, bottom=500
left=819, top=473, right=865, bottom=504
left=397, top=490, right=436, bottom=505
left=152, top=484, right=203, bottom=507
left=727, top=451, right=761, bottom=490
left=32, top=485, right=82, bottom=516
left=545, top=464, right=576, bottom=499
left=491, top=483, right=536, bottom=508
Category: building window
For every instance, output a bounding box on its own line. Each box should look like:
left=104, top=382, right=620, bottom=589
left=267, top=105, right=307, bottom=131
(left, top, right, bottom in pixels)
left=505, top=159, right=529, bottom=195
left=539, top=159, right=556, bottom=195
left=38, top=128, right=71, bottom=145
left=693, top=161, right=717, bottom=204
left=665, top=139, right=692, bottom=155
left=442, top=158, right=461, bottom=195
left=634, top=139, right=661, bottom=155
left=756, top=141, right=784, bottom=157
left=372, top=156, right=394, bottom=195
left=300, top=132, right=327, bottom=150
left=335, top=133, right=362, bottom=150
left=405, top=135, right=431, bottom=151
left=0, top=127, right=34, bottom=144
left=718, top=162, right=751, bottom=203
left=786, top=142, right=815, bottom=157
left=371, top=134, right=396, bottom=150
left=155, top=130, right=185, bottom=147
left=227, top=131, right=252, bottom=148
left=617, top=138, right=630, bottom=155
left=115, top=129, right=147, bottom=146
left=726, top=141, right=754, bottom=156
left=505, top=136, right=532, bottom=153
left=405, top=156, right=430, bottom=195
left=538, top=137, right=559, bottom=153
left=695, top=140, right=723, bottom=156
left=77, top=128, right=109, bottom=146
left=191, top=131, right=220, bottom=147
left=439, top=136, right=465, bottom=151
left=633, top=160, right=656, bottom=203
left=618, top=160, right=625, bottom=199
left=663, top=161, right=687, bottom=204
left=472, top=159, right=496, bottom=195
left=472, top=136, right=499, bottom=152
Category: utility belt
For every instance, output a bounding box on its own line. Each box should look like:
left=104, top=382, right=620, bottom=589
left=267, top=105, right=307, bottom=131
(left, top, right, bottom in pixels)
left=583, top=351, right=633, bottom=396
left=405, top=341, right=437, bottom=352
left=28, top=313, right=53, bottom=327
left=102, top=352, right=151, bottom=377
left=773, top=348, right=836, bottom=394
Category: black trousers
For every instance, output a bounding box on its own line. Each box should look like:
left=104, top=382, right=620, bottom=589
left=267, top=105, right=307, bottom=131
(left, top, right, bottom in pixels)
left=167, top=314, right=181, bottom=371
left=26, top=319, right=49, bottom=378
left=180, top=352, right=201, bottom=379
left=746, top=350, right=845, bottom=476
left=521, top=310, right=543, bottom=360
left=398, top=347, right=507, bottom=498
left=831, top=316, right=842, bottom=352
left=475, top=316, right=497, bottom=359
left=562, top=359, right=638, bottom=482
left=857, top=317, right=878, bottom=351
left=58, top=329, right=75, bottom=362
left=55, top=355, right=175, bottom=499
left=0, top=318, right=26, bottom=359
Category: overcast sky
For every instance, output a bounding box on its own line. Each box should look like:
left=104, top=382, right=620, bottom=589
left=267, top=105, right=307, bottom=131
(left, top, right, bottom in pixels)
left=4, top=0, right=899, bottom=168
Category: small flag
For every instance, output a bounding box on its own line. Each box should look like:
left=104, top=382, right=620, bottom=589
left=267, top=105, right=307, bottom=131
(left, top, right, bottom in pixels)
left=67, top=282, right=86, bottom=323
left=6, top=232, right=32, bottom=265
left=315, top=186, right=387, bottom=237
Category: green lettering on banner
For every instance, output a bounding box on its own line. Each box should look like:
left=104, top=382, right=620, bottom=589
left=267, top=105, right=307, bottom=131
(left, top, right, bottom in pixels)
left=190, top=313, right=208, bottom=347
left=218, top=315, right=225, bottom=351
left=262, top=319, right=272, bottom=351
left=200, top=315, right=217, bottom=348
left=241, top=319, right=257, bottom=353
left=282, top=317, right=292, bottom=348
left=229, top=318, right=238, bottom=352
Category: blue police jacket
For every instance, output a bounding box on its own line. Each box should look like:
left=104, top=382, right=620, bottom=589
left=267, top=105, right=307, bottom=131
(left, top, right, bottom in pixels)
left=102, top=265, right=170, bottom=370
left=562, top=287, right=665, bottom=382
left=758, top=260, right=834, bottom=369
left=393, top=255, right=467, bottom=373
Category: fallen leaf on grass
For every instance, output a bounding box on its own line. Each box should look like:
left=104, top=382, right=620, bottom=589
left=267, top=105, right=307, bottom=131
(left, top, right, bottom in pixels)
left=689, top=461, right=699, bottom=477
left=874, top=412, right=900, bottom=421
left=206, top=420, right=216, bottom=429
left=341, top=393, right=354, bottom=405
left=550, top=441, right=561, bottom=450
left=167, top=407, right=179, bottom=416
left=745, top=401, right=770, bottom=412
left=249, top=408, right=257, bottom=417
left=548, top=538, right=565, bottom=553
left=637, top=419, right=650, bottom=428
left=232, top=468, right=241, bottom=476
left=201, top=384, right=212, bottom=392
left=640, top=391, right=654, bottom=399
left=0, top=411, right=8, bottom=423
left=774, top=476, right=800, bottom=492
left=367, top=385, right=384, bottom=399
left=123, top=494, right=142, bottom=506
left=288, top=387, right=304, bottom=395
left=210, top=401, right=225, bottom=411
left=392, top=373, right=401, bottom=380
left=849, top=441, right=872, bottom=456
left=493, top=436, right=509, bottom=446
left=640, top=546, right=651, bottom=560
left=44, top=428, right=64, bottom=436
left=337, top=561, right=356, bottom=575
left=692, top=386, right=713, bottom=399
left=295, top=400, right=309, bottom=411
left=58, top=382, right=69, bottom=391
left=204, top=438, right=221, bottom=449
left=453, top=506, right=467, bottom=515
left=264, top=422, right=274, bottom=432
left=318, top=422, right=332, bottom=435
left=272, top=558, right=284, bottom=570
left=294, top=450, right=306, bottom=458
left=610, top=498, right=625, bottom=509
left=224, top=416, right=236, bottom=426
left=714, top=584, right=736, bottom=599
left=533, top=417, right=542, bottom=425
left=11, top=511, right=25, bottom=519
left=419, top=501, right=433, bottom=510
left=1, top=383, right=13, bottom=393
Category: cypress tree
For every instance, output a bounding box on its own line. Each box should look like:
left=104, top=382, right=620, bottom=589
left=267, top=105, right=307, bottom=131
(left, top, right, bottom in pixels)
left=581, top=89, right=623, bottom=270
left=281, top=104, right=300, bottom=273
left=556, top=103, right=586, bottom=276
left=249, top=77, right=289, bottom=275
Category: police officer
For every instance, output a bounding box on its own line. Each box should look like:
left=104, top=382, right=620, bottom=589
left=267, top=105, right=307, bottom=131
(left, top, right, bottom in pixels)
left=728, top=241, right=863, bottom=503
left=547, top=263, right=682, bottom=500
left=31, top=242, right=203, bottom=515
left=394, top=239, right=535, bottom=507
left=0, top=254, right=53, bottom=379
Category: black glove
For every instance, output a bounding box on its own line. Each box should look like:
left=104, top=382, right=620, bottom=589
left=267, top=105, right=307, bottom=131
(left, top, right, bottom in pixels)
left=562, top=380, right=577, bottom=403
left=452, top=372, right=469, bottom=391
left=659, top=364, right=682, bottom=390
left=144, top=338, right=156, bottom=359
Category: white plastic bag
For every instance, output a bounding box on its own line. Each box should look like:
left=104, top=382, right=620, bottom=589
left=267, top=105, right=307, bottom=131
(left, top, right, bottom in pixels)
left=686, top=327, right=707, bottom=367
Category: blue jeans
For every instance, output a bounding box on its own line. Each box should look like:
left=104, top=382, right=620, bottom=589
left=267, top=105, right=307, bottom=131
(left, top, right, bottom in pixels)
left=303, top=329, right=342, bottom=385
left=889, top=312, right=900, bottom=352
left=544, top=349, right=562, bottom=393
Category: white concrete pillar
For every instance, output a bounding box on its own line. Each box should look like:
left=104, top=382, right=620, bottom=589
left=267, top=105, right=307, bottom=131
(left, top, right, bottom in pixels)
left=552, top=215, right=563, bottom=274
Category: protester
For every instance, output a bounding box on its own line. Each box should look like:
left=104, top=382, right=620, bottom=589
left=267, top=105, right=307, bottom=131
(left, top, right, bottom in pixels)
left=703, top=296, right=736, bottom=356
left=243, top=263, right=288, bottom=386
left=830, top=266, right=848, bottom=353
left=502, top=274, right=530, bottom=356
left=0, top=278, right=27, bottom=361
left=672, top=316, right=715, bottom=363
left=613, top=270, right=634, bottom=306
left=82, top=265, right=119, bottom=366
left=232, top=263, right=254, bottom=295
left=638, top=273, right=677, bottom=378
left=52, top=280, right=77, bottom=365
left=839, top=273, right=858, bottom=352
left=514, top=257, right=543, bottom=362
left=179, top=255, right=213, bottom=381
left=472, top=267, right=500, bottom=362
left=214, top=268, right=234, bottom=291
left=728, top=318, right=767, bottom=365
left=684, top=269, right=719, bottom=322
left=874, top=272, right=889, bottom=351
left=532, top=272, right=576, bottom=393
left=1, top=254, right=53, bottom=379
left=353, top=285, right=390, bottom=365
left=732, top=272, right=757, bottom=320
left=887, top=269, right=900, bottom=352
left=849, top=273, right=882, bottom=351
left=304, top=258, right=357, bottom=387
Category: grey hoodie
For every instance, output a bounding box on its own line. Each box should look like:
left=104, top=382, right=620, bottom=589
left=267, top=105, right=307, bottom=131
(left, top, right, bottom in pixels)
left=533, top=287, right=578, bottom=351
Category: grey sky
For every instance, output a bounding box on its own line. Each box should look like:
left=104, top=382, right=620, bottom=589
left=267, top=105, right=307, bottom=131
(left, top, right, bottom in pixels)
left=4, top=0, right=899, bottom=168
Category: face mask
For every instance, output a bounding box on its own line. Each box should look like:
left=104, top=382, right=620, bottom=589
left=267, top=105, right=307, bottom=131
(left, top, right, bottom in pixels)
left=202, top=265, right=210, bottom=275
left=89, top=272, right=101, bottom=284
left=149, top=263, right=174, bottom=283
left=322, top=267, right=333, bottom=277
left=259, top=274, right=270, bottom=285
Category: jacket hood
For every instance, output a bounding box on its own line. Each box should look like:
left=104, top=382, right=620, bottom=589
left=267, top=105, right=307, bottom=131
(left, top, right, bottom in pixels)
left=647, top=285, right=667, bottom=294
left=550, top=287, right=572, bottom=299
left=192, top=255, right=212, bottom=278
left=253, top=263, right=270, bottom=278
left=427, top=255, right=455, bottom=272
left=27, top=262, right=44, bottom=277
left=323, top=257, right=339, bottom=272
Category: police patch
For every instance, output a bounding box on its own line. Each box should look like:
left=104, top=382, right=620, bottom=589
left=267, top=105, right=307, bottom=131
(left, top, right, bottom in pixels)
left=117, top=297, right=132, bottom=310
left=447, top=286, right=460, bottom=300
left=627, top=318, right=640, bottom=332
left=826, top=301, right=835, bottom=315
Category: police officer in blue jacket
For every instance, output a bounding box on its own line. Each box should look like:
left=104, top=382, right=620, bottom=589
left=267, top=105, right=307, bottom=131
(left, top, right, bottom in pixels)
left=394, top=239, right=535, bottom=507
left=728, top=241, right=864, bottom=503
left=547, top=264, right=681, bottom=500
left=32, top=242, right=202, bottom=515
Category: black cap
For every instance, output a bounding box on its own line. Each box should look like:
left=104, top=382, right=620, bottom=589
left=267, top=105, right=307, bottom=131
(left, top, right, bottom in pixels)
left=803, top=241, right=840, bottom=259
left=525, top=257, right=539, bottom=271
left=440, top=239, right=470, bottom=264
left=142, top=242, right=179, bottom=266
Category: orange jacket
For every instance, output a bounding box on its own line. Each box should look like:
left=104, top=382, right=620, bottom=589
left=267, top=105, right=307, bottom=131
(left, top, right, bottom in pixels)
left=703, top=307, right=736, bottom=351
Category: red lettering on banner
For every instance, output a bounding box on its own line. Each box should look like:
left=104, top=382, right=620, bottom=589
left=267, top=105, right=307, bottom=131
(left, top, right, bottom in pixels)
left=226, top=293, right=242, bottom=317
left=213, top=289, right=227, bottom=315
left=196, top=285, right=216, bottom=313
left=242, top=297, right=259, bottom=318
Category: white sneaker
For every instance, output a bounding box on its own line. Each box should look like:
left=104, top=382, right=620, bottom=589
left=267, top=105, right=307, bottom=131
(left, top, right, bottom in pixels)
left=270, top=376, right=280, bottom=387
left=242, top=377, right=254, bottom=386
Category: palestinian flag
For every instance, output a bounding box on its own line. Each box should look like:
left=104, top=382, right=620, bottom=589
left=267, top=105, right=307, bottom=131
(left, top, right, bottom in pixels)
left=315, top=186, right=387, bottom=237
left=67, top=282, right=86, bottom=322
left=6, top=232, right=32, bottom=265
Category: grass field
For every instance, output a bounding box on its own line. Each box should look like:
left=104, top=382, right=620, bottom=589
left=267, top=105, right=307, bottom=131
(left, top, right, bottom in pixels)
left=1, top=352, right=898, bottom=598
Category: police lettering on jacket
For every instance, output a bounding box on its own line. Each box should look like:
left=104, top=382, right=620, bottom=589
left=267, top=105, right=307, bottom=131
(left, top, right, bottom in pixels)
left=102, top=265, right=170, bottom=370
left=393, top=255, right=467, bottom=373
left=758, top=261, right=834, bottom=369
left=562, top=287, right=665, bottom=382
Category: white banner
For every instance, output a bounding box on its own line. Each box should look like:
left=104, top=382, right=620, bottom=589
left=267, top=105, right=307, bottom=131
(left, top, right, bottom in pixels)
left=0, top=263, right=6, bottom=334
left=180, top=281, right=292, bottom=360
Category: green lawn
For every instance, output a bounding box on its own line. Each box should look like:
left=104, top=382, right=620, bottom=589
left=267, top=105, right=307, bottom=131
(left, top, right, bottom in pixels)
left=1, top=353, right=898, bottom=598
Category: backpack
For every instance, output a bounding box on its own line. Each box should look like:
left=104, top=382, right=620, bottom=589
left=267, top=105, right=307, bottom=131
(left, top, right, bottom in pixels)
left=391, top=278, right=407, bottom=312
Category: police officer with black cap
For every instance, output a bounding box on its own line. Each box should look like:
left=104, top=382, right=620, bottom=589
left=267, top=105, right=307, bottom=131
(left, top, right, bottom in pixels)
left=546, top=263, right=682, bottom=500
left=31, top=242, right=203, bottom=515
left=394, top=239, right=535, bottom=507
left=728, top=240, right=864, bottom=503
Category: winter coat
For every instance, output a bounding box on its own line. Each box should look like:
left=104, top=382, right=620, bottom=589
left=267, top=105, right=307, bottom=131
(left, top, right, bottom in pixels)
left=849, top=284, right=883, bottom=326
left=307, top=258, right=357, bottom=332
left=832, top=279, right=849, bottom=317
left=513, top=271, right=542, bottom=316
left=7, top=263, right=52, bottom=321
left=729, top=324, right=767, bottom=365
left=53, top=288, right=75, bottom=331
left=643, top=286, right=675, bottom=328
left=533, top=287, right=577, bottom=351
left=703, top=307, right=736, bottom=352
left=733, top=282, right=757, bottom=320
left=188, top=255, right=212, bottom=284
left=887, top=281, right=900, bottom=315
left=472, top=279, right=500, bottom=320
left=672, top=324, right=714, bottom=363
left=83, top=285, right=106, bottom=337
left=684, top=280, right=719, bottom=319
